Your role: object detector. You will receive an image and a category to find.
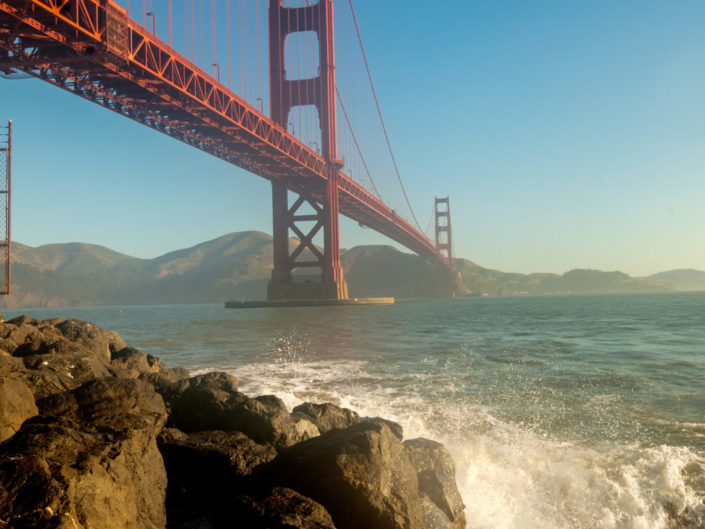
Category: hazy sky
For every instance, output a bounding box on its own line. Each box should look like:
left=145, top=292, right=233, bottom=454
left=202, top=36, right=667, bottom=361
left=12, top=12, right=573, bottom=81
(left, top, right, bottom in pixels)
left=1, top=0, right=703, bottom=276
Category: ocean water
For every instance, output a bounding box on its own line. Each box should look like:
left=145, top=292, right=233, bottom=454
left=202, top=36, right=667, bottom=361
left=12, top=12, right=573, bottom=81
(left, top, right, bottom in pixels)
left=6, top=292, right=705, bottom=529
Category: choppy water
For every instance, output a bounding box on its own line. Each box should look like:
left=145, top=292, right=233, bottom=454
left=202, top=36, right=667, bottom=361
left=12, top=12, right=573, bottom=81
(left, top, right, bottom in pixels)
left=7, top=292, right=705, bottom=529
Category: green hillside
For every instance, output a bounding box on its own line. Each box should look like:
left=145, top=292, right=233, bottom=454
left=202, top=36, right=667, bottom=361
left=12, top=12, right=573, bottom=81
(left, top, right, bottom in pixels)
left=0, top=232, right=678, bottom=308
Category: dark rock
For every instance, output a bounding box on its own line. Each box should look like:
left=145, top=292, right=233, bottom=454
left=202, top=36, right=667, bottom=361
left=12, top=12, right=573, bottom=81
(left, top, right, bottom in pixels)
left=363, top=416, right=404, bottom=440
left=292, top=402, right=361, bottom=434
left=110, top=346, right=183, bottom=382
left=0, top=317, right=126, bottom=361
left=257, top=421, right=423, bottom=529
left=159, top=428, right=277, bottom=478
left=159, top=428, right=278, bottom=526
left=55, top=319, right=127, bottom=359
left=168, top=372, right=302, bottom=449
left=18, top=351, right=114, bottom=400
left=232, top=487, right=337, bottom=529
left=403, top=438, right=466, bottom=529
left=0, top=378, right=168, bottom=529
left=0, top=377, right=38, bottom=442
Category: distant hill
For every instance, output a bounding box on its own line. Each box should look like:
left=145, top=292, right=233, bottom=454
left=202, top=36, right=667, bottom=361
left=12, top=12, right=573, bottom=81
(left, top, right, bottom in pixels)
left=645, top=269, right=705, bottom=291
left=0, top=232, right=677, bottom=308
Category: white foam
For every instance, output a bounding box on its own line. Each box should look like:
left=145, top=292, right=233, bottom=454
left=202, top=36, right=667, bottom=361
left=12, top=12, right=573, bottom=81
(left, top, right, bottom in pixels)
left=191, top=359, right=705, bottom=529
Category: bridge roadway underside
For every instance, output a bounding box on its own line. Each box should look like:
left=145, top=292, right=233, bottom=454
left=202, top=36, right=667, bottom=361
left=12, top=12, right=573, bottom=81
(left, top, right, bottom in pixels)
left=0, top=0, right=449, bottom=270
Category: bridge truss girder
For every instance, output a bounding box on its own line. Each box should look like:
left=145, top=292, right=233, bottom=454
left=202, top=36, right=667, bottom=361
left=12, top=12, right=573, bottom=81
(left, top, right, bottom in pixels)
left=0, top=0, right=451, bottom=281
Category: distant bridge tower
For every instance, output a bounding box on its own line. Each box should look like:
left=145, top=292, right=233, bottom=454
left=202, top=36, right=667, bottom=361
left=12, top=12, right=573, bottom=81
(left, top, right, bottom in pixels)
left=435, top=196, right=461, bottom=297
left=434, top=197, right=453, bottom=264
left=267, top=0, right=348, bottom=301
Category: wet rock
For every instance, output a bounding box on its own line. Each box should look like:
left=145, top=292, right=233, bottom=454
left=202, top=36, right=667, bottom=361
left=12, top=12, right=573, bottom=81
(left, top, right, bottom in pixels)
left=292, top=402, right=361, bottom=434
left=257, top=420, right=423, bottom=529
left=167, top=372, right=301, bottom=449
left=0, top=377, right=38, bottom=442
left=232, top=487, right=337, bottom=529
left=0, top=378, right=168, bottom=529
left=403, top=438, right=466, bottom=529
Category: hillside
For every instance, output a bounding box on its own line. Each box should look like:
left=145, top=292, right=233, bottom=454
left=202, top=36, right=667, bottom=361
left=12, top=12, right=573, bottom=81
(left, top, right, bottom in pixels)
left=0, top=232, right=678, bottom=307
left=645, top=269, right=705, bottom=291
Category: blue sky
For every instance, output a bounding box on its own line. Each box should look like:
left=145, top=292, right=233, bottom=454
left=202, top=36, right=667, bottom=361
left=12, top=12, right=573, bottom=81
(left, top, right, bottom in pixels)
left=1, top=0, right=703, bottom=276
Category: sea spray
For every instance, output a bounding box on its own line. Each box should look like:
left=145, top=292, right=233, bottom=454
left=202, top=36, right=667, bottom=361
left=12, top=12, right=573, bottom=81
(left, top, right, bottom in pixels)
left=217, top=356, right=705, bottom=529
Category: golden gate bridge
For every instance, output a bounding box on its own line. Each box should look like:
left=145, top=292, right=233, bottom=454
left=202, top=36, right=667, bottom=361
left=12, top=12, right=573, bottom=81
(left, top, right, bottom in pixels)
left=0, top=0, right=455, bottom=301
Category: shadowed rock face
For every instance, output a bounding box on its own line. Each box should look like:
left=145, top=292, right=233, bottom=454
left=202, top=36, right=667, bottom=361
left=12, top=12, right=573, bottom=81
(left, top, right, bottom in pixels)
left=257, top=421, right=424, bottom=529
left=0, top=316, right=467, bottom=529
left=164, top=372, right=304, bottom=449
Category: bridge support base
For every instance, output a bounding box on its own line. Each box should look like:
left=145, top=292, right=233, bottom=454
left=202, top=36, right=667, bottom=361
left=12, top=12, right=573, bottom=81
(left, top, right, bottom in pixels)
left=267, top=278, right=348, bottom=302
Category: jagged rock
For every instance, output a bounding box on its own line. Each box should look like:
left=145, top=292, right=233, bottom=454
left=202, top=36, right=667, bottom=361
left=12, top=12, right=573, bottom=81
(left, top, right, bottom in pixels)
left=166, top=372, right=302, bottom=449
left=0, top=318, right=126, bottom=361
left=0, top=378, right=168, bottom=529
left=18, top=351, right=114, bottom=400
left=54, top=319, right=126, bottom=360
left=159, top=428, right=278, bottom=526
left=403, top=438, right=466, bottom=529
left=231, top=487, right=337, bottom=529
left=292, top=402, right=361, bottom=434
left=110, top=346, right=186, bottom=382
left=0, top=377, right=38, bottom=442
left=159, top=428, right=277, bottom=478
left=257, top=421, right=423, bottom=529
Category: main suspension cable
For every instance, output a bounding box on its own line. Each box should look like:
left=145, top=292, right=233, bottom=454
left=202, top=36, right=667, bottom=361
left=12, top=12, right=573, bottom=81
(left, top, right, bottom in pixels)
left=347, top=0, right=423, bottom=232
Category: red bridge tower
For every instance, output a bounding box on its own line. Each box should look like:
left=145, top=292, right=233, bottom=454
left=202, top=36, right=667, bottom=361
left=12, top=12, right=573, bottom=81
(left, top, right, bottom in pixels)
left=267, top=0, right=348, bottom=301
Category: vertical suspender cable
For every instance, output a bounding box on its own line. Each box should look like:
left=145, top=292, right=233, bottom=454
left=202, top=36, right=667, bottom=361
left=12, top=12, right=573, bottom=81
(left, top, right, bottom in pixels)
left=347, top=0, right=423, bottom=231
left=200, top=0, right=204, bottom=68
left=168, top=0, right=173, bottom=46
left=256, top=0, right=261, bottom=110
left=191, top=0, right=195, bottom=62
left=227, top=0, right=231, bottom=89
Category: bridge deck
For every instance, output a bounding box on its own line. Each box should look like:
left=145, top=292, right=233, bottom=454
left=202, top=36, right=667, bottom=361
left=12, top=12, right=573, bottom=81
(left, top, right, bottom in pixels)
left=0, top=0, right=449, bottom=269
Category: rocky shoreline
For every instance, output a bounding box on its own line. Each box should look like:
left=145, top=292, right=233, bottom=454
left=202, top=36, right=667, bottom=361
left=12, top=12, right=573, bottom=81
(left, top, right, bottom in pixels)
left=0, top=315, right=466, bottom=529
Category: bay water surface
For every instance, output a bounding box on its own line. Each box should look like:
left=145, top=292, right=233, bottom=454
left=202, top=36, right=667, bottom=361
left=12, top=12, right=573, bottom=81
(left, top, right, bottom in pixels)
left=7, top=292, right=705, bottom=529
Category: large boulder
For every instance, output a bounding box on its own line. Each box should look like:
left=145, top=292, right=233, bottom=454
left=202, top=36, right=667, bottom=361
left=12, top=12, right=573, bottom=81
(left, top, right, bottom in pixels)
left=110, top=346, right=187, bottom=382
left=166, top=372, right=302, bottom=449
left=0, top=377, right=38, bottom=442
left=257, top=421, right=423, bottom=529
left=231, top=487, right=337, bottom=529
left=0, top=317, right=128, bottom=400
left=0, top=317, right=125, bottom=360
left=18, top=351, right=114, bottom=400
left=0, top=378, right=168, bottom=529
left=159, top=428, right=278, bottom=527
left=403, top=438, right=466, bottom=529
left=292, top=402, right=361, bottom=434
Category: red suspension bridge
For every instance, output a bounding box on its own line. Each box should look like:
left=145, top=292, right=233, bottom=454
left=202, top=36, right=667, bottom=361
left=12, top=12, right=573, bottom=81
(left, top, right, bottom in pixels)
left=0, top=0, right=455, bottom=301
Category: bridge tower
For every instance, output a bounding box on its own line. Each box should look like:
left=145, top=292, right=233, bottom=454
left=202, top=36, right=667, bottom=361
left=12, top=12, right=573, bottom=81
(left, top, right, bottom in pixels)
left=435, top=196, right=461, bottom=297
left=434, top=197, right=453, bottom=263
left=267, top=0, right=348, bottom=301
